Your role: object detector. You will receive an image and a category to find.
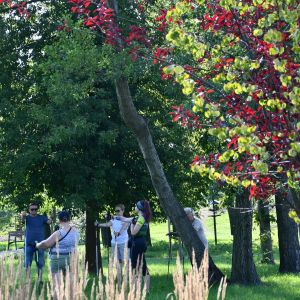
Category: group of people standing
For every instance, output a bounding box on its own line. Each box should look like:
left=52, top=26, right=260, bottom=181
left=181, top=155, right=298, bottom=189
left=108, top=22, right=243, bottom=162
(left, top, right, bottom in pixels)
left=95, top=200, right=152, bottom=291
left=21, top=200, right=207, bottom=294
left=21, top=200, right=153, bottom=292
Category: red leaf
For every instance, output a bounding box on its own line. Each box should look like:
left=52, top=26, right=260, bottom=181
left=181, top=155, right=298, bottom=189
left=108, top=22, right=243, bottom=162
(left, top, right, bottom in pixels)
left=249, top=185, right=257, bottom=199
left=172, top=115, right=181, bottom=122
left=85, top=20, right=94, bottom=26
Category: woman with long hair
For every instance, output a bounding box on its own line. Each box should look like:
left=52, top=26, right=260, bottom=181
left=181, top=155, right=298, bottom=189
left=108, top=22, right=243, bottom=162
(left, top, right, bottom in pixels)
left=118, top=200, right=152, bottom=292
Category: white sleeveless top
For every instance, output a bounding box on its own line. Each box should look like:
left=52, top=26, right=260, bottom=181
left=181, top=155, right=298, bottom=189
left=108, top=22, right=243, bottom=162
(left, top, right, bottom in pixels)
left=111, top=219, right=128, bottom=244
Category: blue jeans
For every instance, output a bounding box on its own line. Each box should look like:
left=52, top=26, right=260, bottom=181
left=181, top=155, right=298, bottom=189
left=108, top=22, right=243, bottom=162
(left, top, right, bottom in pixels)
left=112, top=242, right=128, bottom=262
left=24, top=244, right=45, bottom=269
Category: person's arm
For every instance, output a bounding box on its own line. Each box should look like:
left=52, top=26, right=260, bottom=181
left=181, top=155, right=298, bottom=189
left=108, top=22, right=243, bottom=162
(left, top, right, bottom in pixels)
left=131, top=223, right=142, bottom=236
left=20, top=212, right=27, bottom=223
left=43, top=215, right=52, bottom=225
left=46, top=217, right=52, bottom=225
left=130, top=216, right=144, bottom=236
left=36, top=231, right=60, bottom=250
left=116, top=222, right=129, bottom=236
left=114, top=216, right=134, bottom=223
left=94, top=220, right=112, bottom=228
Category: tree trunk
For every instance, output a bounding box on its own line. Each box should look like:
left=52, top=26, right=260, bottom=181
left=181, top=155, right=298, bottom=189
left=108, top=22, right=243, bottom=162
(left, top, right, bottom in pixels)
left=257, top=199, right=274, bottom=264
left=86, top=201, right=103, bottom=274
left=229, top=190, right=260, bottom=285
left=114, top=77, right=224, bottom=284
left=275, top=189, right=300, bottom=273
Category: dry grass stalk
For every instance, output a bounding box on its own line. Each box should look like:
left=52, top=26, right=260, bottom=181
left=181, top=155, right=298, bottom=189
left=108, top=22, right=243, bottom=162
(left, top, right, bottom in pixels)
left=169, top=250, right=227, bottom=300
left=0, top=247, right=146, bottom=300
left=0, top=249, right=225, bottom=300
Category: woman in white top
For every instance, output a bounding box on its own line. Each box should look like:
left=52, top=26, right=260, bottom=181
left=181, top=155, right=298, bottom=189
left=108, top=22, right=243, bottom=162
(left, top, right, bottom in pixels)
left=95, top=204, right=129, bottom=283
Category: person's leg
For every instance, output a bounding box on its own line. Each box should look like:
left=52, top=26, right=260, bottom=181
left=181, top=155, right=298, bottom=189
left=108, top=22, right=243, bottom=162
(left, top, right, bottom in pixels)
left=117, top=243, right=126, bottom=286
left=130, top=242, right=138, bottom=271
left=64, top=256, right=73, bottom=299
left=111, top=243, right=116, bottom=263
left=131, top=240, right=144, bottom=276
left=143, top=256, right=150, bottom=293
left=50, top=256, right=67, bottom=300
left=131, top=239, right=150, bottom=292
left=24, top=245, right=34, bottom=274
left=51, top=271, right=61, bottom=300
left=141, top=242, right=150, bottom=293
left=37, top=249, right=45, bottom=283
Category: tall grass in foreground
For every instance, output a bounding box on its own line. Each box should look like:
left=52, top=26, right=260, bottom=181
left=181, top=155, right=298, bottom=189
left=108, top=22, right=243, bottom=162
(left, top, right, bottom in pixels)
left=0, top=251, right=226, bottom=299
left=168, top=251, right=227, bottom=300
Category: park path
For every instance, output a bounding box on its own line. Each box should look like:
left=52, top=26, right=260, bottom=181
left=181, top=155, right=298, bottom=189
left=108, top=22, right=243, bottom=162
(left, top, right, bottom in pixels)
left=0, top=248, right=23, bottom=257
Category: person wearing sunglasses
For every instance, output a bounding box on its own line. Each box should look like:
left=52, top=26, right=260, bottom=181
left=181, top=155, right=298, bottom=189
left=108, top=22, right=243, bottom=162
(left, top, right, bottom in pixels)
left=95, top=204, right=129, bottom=283
left=117, top=200, right=152, bottom=293
left=20, top=202, right=52, bottom=285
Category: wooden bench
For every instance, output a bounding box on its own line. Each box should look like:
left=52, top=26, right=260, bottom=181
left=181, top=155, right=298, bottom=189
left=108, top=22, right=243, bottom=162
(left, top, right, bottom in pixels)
left=7, top=231, right=24, bottom=250
left=7, top=216, right=24, bottom=250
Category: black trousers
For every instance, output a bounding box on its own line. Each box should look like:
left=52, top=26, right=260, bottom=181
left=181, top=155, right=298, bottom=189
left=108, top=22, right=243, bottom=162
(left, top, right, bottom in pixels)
left=131, top=237, right=148, bottom=276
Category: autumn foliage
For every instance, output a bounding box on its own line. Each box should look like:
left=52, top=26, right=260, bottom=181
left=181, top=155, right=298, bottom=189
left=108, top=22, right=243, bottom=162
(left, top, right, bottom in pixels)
left=1, top=0, right=299, bottom=203
left=157, top=0, right=300, bottom=201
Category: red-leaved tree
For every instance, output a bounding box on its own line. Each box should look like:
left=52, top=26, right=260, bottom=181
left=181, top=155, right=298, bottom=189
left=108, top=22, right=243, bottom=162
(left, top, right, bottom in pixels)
left=154, top=0, right=300, bottom=219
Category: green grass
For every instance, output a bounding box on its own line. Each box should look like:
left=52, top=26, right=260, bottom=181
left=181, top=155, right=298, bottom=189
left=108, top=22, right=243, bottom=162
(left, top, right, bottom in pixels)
left=1, top=213, right=300, bottom=299
left=100, top=213, right=299, bottom=299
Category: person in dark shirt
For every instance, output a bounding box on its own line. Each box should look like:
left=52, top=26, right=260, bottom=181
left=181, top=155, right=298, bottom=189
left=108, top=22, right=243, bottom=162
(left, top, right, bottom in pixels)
left=21, top=202, right=52, bottom=284
left=118, top=200, right=152, bottom=293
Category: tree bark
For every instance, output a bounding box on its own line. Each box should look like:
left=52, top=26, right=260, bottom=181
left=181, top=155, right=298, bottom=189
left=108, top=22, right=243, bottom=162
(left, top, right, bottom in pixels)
left=229, top=190, right=260, bottom=285
left=257, top=199, right=274, bottom=264
left=114, top=77, right=224, bottom=284
left=275, top=189, right=300, bottom=273
left=86, top=201, right=103, bottom=274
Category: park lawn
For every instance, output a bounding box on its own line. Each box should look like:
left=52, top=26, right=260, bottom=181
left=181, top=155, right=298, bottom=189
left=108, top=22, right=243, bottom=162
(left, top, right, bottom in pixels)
left=1, top=212, right=299, bottom=299
left=101, top=212, right=299, bottom=300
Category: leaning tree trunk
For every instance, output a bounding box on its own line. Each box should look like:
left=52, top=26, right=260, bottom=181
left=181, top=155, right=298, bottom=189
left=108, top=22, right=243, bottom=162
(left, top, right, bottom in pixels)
left=86, top=201, right=103, bottom=275
left=275, top=189, right=300, bottom=273
left=114, top=77, right=224, bottom=284
left=228, top=190, right=260, bottom=285
left=257, top=199, right=274, bottom=264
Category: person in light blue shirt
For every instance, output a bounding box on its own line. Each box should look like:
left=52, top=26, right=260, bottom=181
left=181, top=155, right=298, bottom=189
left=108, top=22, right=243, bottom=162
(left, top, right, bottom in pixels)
left=36, top=210, right=79, bottom=298
left=21, top=202, right=52, bottom=284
